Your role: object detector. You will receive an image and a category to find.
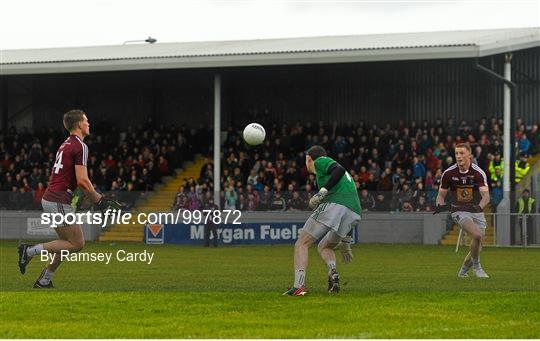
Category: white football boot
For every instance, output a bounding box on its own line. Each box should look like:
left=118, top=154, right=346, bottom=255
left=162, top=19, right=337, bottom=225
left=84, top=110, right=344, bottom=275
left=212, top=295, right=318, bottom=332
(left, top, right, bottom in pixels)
left=473, top=266, right=490, bottom=278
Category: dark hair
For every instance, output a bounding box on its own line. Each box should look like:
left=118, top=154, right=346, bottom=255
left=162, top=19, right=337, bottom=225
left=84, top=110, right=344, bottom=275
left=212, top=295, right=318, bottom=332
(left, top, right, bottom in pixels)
left=306, top=145, right=327, bottom=161
left=63, top=109, right=86, bottom=132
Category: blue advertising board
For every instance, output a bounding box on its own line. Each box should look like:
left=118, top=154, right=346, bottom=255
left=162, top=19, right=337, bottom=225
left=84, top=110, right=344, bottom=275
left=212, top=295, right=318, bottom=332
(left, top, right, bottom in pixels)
left=163, top=222, right=303, bottom=245
left=145, top=222, right=358, bottom=245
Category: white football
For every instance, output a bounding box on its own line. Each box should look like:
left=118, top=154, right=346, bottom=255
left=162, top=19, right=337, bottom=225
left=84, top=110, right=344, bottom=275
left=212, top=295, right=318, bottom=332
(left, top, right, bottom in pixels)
left=243, top=123, right=266, bottom=146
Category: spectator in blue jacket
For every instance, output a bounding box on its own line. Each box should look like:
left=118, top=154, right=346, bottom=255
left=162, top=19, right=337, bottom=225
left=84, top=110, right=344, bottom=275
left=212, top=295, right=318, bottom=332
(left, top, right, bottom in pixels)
left=412, top=156, right=426, bottom=180
left=518, top=134, right=530, bottom=155
left=490, top=180, right=503, bottom=210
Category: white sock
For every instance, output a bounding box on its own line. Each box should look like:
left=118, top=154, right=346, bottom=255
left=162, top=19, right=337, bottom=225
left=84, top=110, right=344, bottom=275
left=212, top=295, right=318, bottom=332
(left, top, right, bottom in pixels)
left=294, top=269, right=305, bottom=288
left=39, top=269, right=55, bottom=285
left=472, top=258, right=480, bottom=268
left=26, top=244, right=44, bottom=257
left=327, top=261, right=336, bottom=275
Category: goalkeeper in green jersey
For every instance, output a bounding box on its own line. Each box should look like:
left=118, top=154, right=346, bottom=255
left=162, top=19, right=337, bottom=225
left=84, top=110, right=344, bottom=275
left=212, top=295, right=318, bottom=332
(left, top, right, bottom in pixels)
left=283, top=145, right=361, bottom=296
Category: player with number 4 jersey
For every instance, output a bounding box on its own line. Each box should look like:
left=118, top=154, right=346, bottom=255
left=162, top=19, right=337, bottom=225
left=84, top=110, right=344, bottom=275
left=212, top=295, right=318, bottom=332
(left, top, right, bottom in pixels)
left=43, top=134, right=89, bottom=204
left=17, top=109, right=120, bottom=289
left=283, top=145, right=361, bottom=296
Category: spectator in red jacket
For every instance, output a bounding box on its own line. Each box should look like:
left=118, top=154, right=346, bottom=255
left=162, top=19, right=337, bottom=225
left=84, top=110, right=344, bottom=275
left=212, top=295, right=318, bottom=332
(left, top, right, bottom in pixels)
left=425, top=148, right=440, bottom=173
left=158, top=156, right=169, bottom=175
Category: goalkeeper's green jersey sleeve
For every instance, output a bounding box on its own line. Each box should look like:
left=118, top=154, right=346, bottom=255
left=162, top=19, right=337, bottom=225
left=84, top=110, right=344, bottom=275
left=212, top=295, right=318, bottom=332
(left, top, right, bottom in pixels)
left=314, top=156, right=362, bottom=215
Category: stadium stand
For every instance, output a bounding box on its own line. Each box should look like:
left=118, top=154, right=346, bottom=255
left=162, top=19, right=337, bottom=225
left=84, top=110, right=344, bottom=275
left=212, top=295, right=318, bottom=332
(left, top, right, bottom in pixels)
left=1, top=116, right=538, bottom=216
left=178, top=116, right=538, bottom=213
left=0, top=119, right=210, bottom=209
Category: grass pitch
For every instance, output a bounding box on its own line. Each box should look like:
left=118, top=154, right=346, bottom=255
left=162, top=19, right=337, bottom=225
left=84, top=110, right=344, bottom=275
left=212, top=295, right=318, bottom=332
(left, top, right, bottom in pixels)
left=1, top=241, right=539, bottom=338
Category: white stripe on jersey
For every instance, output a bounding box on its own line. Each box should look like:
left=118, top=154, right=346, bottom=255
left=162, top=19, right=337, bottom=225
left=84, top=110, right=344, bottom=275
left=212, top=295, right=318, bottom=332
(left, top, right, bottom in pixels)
left=82, top=142, right=88, bottom=166
left=74, top=136, right=88, bottom=166
left=440, top=164, right=457, bottom=188
left=441, top=164, right=458, bottom=179
left=472, top=163, right=488, bottom=187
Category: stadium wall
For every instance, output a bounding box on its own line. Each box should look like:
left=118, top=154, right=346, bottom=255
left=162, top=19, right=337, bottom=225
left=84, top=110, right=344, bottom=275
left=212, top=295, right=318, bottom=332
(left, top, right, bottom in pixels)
left=239, top=211, right=446, bottom=244
left=0, top=211, right=447, bottom=244
left=0, top=211, right=99, bottom=241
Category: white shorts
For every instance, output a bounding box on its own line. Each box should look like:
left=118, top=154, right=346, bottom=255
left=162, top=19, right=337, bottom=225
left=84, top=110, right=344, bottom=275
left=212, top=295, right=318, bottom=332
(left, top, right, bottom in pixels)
left=451, top=211, right=487, bottom=235
left=301, top=202, right=361, bottom=240
left=41, top=198, right=76, bottom=228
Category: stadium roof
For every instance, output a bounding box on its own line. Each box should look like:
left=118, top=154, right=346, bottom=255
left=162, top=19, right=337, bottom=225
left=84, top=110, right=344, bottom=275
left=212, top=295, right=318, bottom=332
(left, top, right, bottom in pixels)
left=1, top=27, right=539, bottom=75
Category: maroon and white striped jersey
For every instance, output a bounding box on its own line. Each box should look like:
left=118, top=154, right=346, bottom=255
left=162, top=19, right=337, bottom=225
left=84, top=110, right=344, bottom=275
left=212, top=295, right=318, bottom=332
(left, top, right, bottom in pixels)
left=440, top=163, right=488, bottom=213
left=43, top=135, right=88, bottom=204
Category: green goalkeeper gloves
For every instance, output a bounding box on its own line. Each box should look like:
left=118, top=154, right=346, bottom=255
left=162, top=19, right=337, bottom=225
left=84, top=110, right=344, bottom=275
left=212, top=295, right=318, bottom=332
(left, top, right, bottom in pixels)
left=309, top=188, right=328, bottom=209
left=334, top=235, right=354, bottom=263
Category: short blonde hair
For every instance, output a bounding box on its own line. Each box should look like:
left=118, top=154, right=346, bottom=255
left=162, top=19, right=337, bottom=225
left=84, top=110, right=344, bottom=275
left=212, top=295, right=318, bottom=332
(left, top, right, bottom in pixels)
left=455, top=142, right=472, bottom=153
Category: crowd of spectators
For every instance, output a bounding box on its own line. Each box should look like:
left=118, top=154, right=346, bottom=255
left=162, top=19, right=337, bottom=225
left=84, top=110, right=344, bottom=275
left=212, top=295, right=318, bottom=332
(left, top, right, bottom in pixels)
left=0, top=118, right=208, bottom=210
left=173, top=117, right=539, bottom=213
left=2, top=116, right=538, bottom=213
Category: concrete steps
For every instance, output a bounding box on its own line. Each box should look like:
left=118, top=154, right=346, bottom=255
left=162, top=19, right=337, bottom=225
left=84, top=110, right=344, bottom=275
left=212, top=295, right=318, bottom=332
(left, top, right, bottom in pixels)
left=99, top=156, right=208, bottom=242
left=528, top=154, right=540, bottom=165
